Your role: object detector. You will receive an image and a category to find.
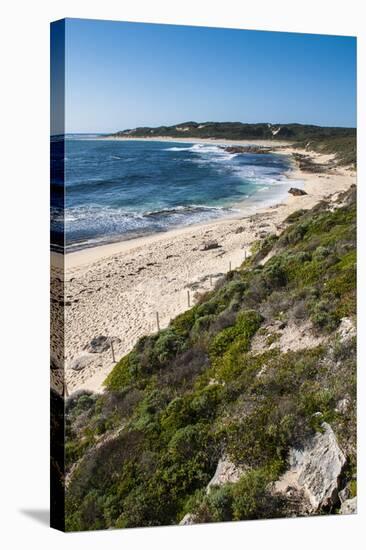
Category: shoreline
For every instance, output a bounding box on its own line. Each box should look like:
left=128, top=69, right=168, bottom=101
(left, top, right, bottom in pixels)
left=52, top=147, right=356, bottom=394
left=96, top=135, right=293, bottom=147
left=62, top=143, right=299, bottom=267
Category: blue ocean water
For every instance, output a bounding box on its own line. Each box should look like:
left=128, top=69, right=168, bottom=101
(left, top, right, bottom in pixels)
left=51, top=138, right=296, bottom=252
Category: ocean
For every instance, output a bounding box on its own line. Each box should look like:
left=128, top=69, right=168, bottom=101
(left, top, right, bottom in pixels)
left=51, top=137, right=299, bottom=252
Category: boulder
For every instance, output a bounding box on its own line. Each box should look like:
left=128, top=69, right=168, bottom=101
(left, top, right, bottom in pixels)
left=275, top=422, right=346, bottom=511
left=179, top=513, right=196, bottom=526
left=206, top=458, right=245, bottom=494
left=84, top=335, right=121, bottom=354
left=200, top=240, right=221, bottom=251
left=335, top=398, right=351, bottom=414
left=338, top=317, right=356, bottom=342
left=70, top=353, right=101, bottom=371
left=288, top=187, right=307, bottom=196
left=340, top=497, right=357, bottom=515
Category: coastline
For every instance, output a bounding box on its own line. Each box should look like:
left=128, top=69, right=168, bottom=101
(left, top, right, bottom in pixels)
left=52, top=147, right=356, bottom=394
left=97, top=135, right=293, bottom=147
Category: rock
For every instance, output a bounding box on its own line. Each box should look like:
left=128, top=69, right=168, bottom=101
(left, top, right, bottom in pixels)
left=234, top=226, right=245, bottom=234
left=335, top=398, right=350, bottom=414
left=84, top=335, right=121, bottom=354
left=288, top=187, right=307, bottom=196
left=222, top=145, right=271, bottom=155
left=70, top=353, right=101, bottom=371
left=277, top=422, right=346, bottom=511
left=206, top=458, right=245, bottom=494
left=179, top=513, right=196, bottom=525
left=340, top=497, right=357, bottom=515
left=338, top=317, right=356, bottom=342
left=200, top=240, right=220, bottom=251
left=338, top=486, right=350, bottom=503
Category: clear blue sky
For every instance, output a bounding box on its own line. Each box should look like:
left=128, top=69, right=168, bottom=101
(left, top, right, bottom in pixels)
left=57, top=18, right=356, bottom=133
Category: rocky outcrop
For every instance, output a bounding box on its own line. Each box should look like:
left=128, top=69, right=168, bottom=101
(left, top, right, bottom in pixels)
left=340, top=497, right=357, bottom=515
left=338, top=317, right=356, bottom=342
left=206, top=458, right=246, bottom=494
left=222, top=145, right=272, bottom=155
left=288, top=187, right=307, bottom=196
left=292, top=153, right=328, bottom=174
left=274, top=422, right=346, bottom=511
left=179, top=513, right=196, bottom=525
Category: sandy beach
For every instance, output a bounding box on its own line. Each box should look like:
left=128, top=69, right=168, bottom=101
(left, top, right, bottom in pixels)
left=98, top=135, right=294, bottom=147
left=51, top=143, right=356, bottom=394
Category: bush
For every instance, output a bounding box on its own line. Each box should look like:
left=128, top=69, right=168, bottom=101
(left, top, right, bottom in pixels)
left=209, top=310, right=262, bottom=359
left=232, top=462, right=284, bottom=520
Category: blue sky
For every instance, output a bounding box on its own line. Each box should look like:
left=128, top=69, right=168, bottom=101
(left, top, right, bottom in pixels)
left=56, top=18, right=356, bottom=133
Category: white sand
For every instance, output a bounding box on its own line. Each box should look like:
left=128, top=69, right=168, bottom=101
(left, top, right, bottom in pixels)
left=50, top=146, right=356, bottom=394
left=98, top=135, right=293, bottom=147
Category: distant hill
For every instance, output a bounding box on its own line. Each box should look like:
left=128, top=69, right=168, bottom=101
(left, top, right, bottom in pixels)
left=109, top=121, right=355, bottom=142
left=108, top=122, right=356, bottom=166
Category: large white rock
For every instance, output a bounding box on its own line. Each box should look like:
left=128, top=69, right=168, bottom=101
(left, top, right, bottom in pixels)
left=340, top=497, right=357, bottom=515
left=287, top=422, right=346, bottom=510
left=274, top=422, right=346, bottom=511
left=206, top=458, right=245, bottom=494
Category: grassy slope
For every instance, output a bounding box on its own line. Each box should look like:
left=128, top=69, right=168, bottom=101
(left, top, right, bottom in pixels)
left=65, top=187, right=356, bottom=531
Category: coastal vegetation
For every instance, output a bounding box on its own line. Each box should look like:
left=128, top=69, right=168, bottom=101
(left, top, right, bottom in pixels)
left=64, top=185, right=356, bottom=531
left=109, top=121, right=356, bottom=167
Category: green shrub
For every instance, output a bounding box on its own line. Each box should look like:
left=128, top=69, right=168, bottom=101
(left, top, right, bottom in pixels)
left=154, top=329, right=185, bottom=363
left=232, top=462, right=284, bottom=520
left=209, top=310, right=262, bottom=360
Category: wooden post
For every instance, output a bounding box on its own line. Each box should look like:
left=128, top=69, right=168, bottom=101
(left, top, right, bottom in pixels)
left=156, top=311, right=160, bottom=332
left=244, top=250, right=247, bottom=260
left=187, top=289, right=191, bottom=307
left=210, top=274, right=213, bottom=287
left=110, top=340, right=116, bottom=362
left=229, top=261, right=232, bottom=272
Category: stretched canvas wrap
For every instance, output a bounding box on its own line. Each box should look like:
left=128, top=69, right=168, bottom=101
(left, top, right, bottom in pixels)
left=50, top=18, right=357, bottom=532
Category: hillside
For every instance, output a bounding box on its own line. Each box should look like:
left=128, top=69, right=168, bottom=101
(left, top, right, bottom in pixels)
left=64, top=185, right=357, bottom=531
left=108, top=122, right=356, bottom=166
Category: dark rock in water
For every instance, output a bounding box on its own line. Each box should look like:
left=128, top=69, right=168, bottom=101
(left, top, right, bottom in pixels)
left=288, top=187, right=307, bottom=196
left=222, top=145, right=272, bottom=155
left=200, top=240, right=221, bottom=251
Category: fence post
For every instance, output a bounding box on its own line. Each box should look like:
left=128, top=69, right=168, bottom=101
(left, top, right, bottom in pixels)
left=244, top=250, right=247, bottom=260
left=187, top=289, right=191, bottom=307
left=210, top=274, right=213, bottom=287
left=110, top=340, right=116, bottom=362
left=156, top=311, right=160, bottom=332
left=229, top=261, right=232, bottom=272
